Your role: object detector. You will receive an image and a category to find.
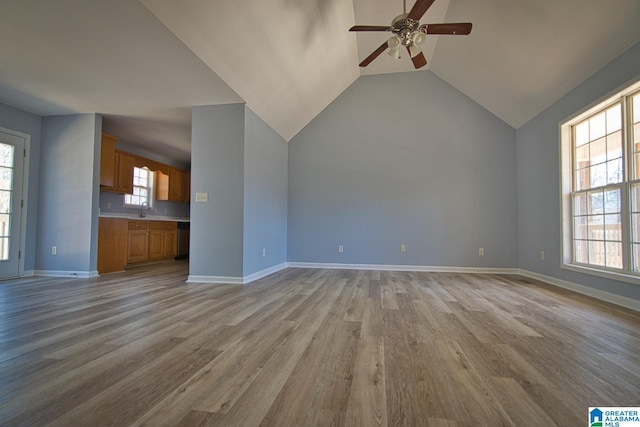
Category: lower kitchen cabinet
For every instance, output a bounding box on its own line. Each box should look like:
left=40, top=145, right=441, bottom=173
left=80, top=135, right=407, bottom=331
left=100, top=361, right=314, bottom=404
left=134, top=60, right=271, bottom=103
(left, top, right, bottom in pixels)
left=148, top=221, right=177, bottom=260
left=97, top=217, right=128, bottom=274
left=98, top=218, right=180, bottom=272
left=127, top=220, right=177, bottom=264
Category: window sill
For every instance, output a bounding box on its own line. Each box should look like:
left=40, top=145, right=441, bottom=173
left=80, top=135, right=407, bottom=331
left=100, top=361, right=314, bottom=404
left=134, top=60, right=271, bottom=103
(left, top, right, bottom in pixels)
left=562, top=263, right=640, bottom=286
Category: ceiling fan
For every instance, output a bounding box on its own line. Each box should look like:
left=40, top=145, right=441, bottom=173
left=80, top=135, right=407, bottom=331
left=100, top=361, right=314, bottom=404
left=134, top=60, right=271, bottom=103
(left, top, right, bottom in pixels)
left=350, top=0, right=472, bottom=69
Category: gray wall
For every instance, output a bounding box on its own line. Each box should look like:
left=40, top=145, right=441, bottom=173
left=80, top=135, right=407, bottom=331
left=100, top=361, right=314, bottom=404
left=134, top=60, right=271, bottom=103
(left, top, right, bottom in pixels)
left=0, top=103, right=41, bottom=272
left=243, top=107, right=288, bottom=276
left=288, top=71, right=518, bottom=267
left=517, top=41, right=640, bottom=300
left=190, top=104, right=245, bottom=278
left=37, top=114, right=101, bottom=273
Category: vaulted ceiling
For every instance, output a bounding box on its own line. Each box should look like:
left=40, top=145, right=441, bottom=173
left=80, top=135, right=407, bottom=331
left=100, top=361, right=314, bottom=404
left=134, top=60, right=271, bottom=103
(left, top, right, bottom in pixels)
left=1, top=0, right=639, bottom=164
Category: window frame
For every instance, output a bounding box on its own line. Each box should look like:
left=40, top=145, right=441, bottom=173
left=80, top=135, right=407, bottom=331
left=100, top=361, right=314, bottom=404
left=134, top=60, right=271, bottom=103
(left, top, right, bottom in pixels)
left=124, top=166, right=155, bottom=209
left=561, top=78, right=640, bottom=285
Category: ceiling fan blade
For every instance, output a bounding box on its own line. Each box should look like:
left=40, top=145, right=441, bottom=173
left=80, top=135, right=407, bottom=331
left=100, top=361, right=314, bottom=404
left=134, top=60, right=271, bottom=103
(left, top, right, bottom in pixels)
left=407, top=0, right=437, bottom=21
left=359, top=42, right=389, bottom=67
left=425, top=23, right=472, bottom=35
left=408, top=47, right=427, bottom=69
left=350, top=25, right=392, bottom=32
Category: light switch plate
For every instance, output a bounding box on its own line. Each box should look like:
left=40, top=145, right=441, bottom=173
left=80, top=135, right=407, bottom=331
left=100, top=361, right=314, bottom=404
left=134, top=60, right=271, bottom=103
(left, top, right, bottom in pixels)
left=195, top=192, right=208, bottom=202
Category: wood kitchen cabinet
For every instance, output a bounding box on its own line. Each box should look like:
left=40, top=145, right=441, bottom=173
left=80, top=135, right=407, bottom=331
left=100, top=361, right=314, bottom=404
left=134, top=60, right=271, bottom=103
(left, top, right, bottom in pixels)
left=148, top=221, right=176, bottom=259
left=115, top=152, right=135, bottom=194
left=97, top=217, right=128, bottom=274
left=169, top=168, right=184, bottom=202
left=127, top=220, right=149, bottom=263
left=156, top=168, right=189, bottom=203
left=100, top=133, right=117, bottom=187
left=182, top=171, right=190, bottom=203
left=100, top=133, right=134, bottom=194
left=127, top=220, right=177, bottom=264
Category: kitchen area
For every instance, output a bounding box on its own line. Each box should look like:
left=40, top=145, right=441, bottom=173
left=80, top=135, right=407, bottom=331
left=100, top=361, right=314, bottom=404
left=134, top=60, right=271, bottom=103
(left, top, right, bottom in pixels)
left=97, top=132, right=191, bottom=274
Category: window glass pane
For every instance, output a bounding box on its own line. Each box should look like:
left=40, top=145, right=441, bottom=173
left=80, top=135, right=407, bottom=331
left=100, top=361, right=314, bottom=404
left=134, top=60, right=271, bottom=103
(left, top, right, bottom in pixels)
left=575, top=121, right=589, bottom=146
left=588, top=241, right=605, bottom=266
left=632, top=213, right=640, bottom=241
left=0, top=213, right=9, bottom=238
left=589, top=190, right=604, bottom=214
left=575, top=240, right=589, bottom=264
left=606, top=104, right=621, bottom=134
left=0, top=144, right=13, bottom=168
left=631, top=184, right=640, bottom=212
left=0, top=166, right=12, bottom=191
left=575, top=144, right=589, bottom=166
left=589, top=163, right=607, bottom=188
left=576, top=168, right=589, bottom=191
left=590, top=111, right=606, bottom=140
left=632, top=243, right=640, bottom=271
left=634, top=153, right=640, bottom=180
left=606, top=242, right=622, bottom=268
left=633, top=244, right=640, bottom=272
left=0, top=190, right=10, bottom=214
left=0, top=237, right=8, bottom=261
left=606, top=159, right=622, bottom=184
left=587, top=215, right=604, bottom=239
left=633, top=93, right=640, bottom=124
left=607, top=131, right=622, bottom=160
left=604, top=189, right=620, bottom=213
left=573, top=193, right=587, bottom=215
left=574, top=216, right=587, bottom=239
left=590, top=137, right=606, bottom=161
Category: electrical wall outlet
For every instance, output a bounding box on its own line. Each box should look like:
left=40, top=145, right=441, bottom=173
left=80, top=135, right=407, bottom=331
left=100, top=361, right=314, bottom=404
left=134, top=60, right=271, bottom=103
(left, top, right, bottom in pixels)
left=400, top=244, right=406, bottom=252
left=479, top=247, right=484, bottom=256
left=338, top=245, right=344, bottom=253
left=51, top=246, right=57, bottom=255
left=262, top=248, right=266, bottom=257
left=540, top=251, right=545, bottom=260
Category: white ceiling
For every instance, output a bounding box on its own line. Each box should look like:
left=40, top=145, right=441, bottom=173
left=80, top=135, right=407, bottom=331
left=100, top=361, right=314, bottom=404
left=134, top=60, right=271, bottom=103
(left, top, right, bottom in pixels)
left=1, top=0, right=639, bottom=164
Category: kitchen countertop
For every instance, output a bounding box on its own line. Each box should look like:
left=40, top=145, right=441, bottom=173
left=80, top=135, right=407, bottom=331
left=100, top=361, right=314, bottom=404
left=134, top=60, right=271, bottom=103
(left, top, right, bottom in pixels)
left=99, top=212, right=190, bottom=222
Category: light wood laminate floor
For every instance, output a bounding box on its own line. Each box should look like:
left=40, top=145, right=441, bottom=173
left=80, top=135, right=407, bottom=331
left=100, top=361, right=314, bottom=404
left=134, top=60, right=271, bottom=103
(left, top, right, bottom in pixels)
left=1, top=261, right=639, bottom=426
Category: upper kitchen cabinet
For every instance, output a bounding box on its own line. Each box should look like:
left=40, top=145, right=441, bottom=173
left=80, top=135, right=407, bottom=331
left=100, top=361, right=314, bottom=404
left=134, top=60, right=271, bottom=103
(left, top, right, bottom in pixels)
left=100, top=133, right=134, bottom=194
left=157, top=167, right=190, bottom=203
left=100, top=133, right=117, bottom=187
left=100, top=132, right=189, bottom=203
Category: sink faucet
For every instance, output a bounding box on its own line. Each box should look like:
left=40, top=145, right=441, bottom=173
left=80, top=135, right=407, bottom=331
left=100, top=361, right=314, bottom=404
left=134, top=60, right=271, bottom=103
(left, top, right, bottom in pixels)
left=139, top=201, right=149, bottom=218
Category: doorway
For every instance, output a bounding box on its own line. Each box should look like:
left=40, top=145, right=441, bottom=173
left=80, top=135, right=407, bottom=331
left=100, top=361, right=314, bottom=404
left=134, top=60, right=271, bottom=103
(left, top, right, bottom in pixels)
left=0, top=128, right=27, bottom=279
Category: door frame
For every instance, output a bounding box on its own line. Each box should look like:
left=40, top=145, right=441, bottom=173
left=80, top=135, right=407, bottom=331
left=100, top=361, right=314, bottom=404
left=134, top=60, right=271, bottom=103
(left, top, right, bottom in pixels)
left=0, top=126, right=30, bottom=278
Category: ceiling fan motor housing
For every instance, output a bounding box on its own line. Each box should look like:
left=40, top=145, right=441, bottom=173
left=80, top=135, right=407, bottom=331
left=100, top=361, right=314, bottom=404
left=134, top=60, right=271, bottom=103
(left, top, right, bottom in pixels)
left=391, top=13, right=420, bottom=46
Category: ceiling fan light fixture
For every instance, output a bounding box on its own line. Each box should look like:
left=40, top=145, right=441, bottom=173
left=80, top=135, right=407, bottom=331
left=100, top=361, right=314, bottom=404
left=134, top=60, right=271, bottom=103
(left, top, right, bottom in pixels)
left=408, top=44, right=422, bottom=58
left=387, top=36, right=401, bottom=49
left=387, top=36, right=402, bottom=59
left=388, top=47, right=401, bottom=59
left=411, top=31, right=426, bottom=47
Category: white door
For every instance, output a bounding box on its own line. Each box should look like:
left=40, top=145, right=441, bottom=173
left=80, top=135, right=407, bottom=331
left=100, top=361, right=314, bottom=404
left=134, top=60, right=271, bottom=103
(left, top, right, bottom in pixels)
left=0, top=129, right=25, bottom=279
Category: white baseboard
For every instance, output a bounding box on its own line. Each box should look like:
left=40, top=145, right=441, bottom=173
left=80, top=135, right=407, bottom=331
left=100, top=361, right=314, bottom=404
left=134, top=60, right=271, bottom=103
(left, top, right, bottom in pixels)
left=517, top=269, right=640, bottom=312
left=186, top=275, right=243, bottom=285
left=286, top=262, right=519, bottom=275
left=243, top=263, right=288, bottom=284
left=34, top=270, right=99, bottom=278
left=187, top=262, right=288, bottom=285
left=20, top=270, right=35, bottom=277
